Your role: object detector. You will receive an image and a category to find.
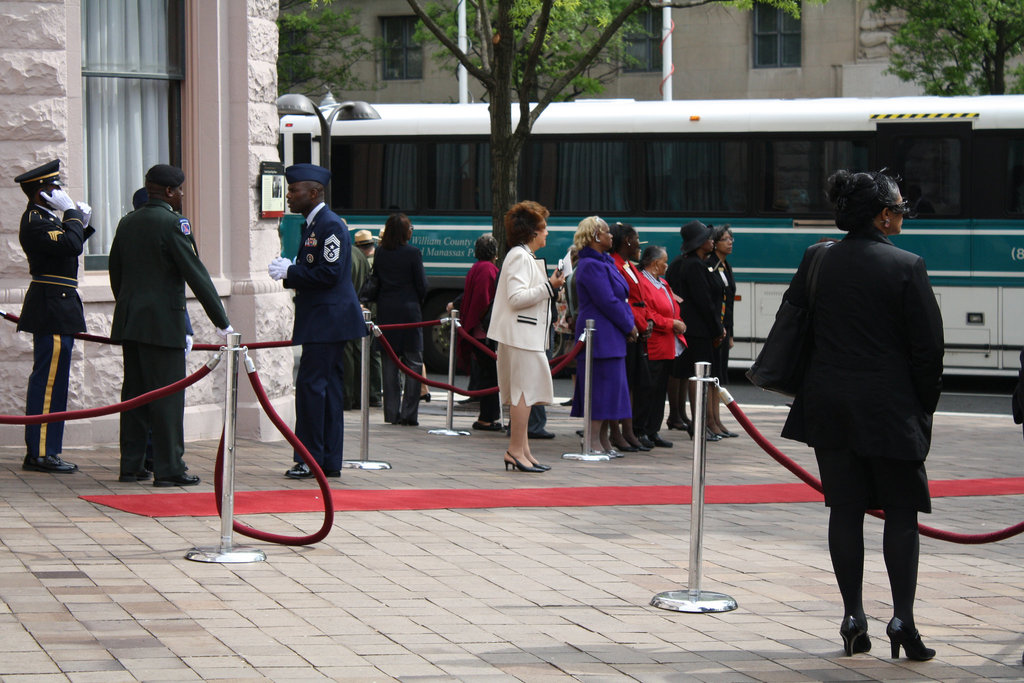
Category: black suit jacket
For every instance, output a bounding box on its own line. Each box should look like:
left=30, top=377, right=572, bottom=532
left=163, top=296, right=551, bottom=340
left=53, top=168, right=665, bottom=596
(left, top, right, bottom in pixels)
left=782, top=231, right=944, bottom=461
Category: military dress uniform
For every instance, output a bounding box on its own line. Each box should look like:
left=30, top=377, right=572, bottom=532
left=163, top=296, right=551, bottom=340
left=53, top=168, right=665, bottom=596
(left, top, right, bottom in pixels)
left=109, top=188, right=229, bottom=484
left=272, top=164, right=366, bottom=477
left=15, top=160, right=93, bottom=473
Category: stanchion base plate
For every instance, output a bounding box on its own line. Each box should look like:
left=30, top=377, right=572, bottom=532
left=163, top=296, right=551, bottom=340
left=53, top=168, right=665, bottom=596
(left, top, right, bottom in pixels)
left=342, top=460, right=392, bottom=470
left=650, top=590, right=737, bottom=613
left=185, top=546, right=267, bottom=564
left=427, top=429, right=471, bottom=436
left=561, top=451, right=611, bottom=461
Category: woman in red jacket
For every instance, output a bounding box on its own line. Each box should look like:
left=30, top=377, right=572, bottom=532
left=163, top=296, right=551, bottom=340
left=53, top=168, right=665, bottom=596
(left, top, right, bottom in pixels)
left=635, top=245, right=687, bottom=444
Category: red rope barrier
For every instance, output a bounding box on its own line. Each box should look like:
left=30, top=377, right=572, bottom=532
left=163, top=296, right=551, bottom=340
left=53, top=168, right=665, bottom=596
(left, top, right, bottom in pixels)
left=456, top=324, right=497, bottom=360
left=549, top=341, right=585, bottom=375
left=0, top=358, right=219, bottom=425
left=725, top=397, right=1024, bottom=544
left=208, top=363, right=334, bottom=546
left=374, top=331, right=498, bottom=397
left=378, top=319, right=442, bottom=331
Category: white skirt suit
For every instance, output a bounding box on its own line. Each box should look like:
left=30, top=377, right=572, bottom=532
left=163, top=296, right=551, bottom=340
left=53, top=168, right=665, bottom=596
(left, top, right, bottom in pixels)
left=487, top=244, right=557, bottom=406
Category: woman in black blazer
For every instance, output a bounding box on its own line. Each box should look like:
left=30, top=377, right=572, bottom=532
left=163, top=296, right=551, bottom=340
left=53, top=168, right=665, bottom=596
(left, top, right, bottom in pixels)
left=375, top=213, right=428, bottom=426
left=781, top=170, right=944, bottom=661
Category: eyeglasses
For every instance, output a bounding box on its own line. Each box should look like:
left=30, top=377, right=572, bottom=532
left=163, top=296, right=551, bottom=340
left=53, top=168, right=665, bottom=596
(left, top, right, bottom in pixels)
left=888, top=200, right=910, bottom=215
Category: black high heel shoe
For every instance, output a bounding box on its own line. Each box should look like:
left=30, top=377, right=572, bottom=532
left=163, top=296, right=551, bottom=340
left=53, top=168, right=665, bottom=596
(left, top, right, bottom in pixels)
left=886, top=617, right=934, bottom=661
left=504, top=451, right=545, bottom=473
left=839, top=615, right=871, bottom=656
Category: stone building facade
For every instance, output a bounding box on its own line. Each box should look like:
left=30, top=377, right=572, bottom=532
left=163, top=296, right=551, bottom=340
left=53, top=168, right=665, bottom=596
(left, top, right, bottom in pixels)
left=0, top=0, right=295, bottom=450
left=326, top=0, right=918, bottom=105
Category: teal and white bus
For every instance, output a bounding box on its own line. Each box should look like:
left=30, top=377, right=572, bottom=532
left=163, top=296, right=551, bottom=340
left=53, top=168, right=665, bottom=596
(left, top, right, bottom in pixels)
left=279, top=96, right=1024, bottom=375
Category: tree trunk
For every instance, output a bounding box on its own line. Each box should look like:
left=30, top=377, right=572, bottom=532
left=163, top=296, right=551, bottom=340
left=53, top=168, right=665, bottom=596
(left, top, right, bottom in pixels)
left=488, top=0, right=519, bottom=261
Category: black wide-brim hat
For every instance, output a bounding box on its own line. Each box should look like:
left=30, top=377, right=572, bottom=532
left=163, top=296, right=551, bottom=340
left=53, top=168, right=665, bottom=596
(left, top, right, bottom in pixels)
left=680, top=220, right=711, bottom=254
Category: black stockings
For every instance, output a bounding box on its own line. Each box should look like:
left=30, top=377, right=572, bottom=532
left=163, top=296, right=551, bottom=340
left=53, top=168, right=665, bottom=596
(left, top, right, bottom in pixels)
left=828, top=504, right=919, bottom=628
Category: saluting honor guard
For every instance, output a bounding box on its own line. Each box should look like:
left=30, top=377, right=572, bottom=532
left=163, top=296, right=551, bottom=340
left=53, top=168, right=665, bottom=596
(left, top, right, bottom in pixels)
left=14, top=159, right=93, bottom=474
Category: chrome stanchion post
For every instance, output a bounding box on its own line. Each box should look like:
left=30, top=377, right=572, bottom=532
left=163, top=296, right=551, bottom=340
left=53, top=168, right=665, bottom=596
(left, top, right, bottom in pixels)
left=344, top=311, right=391, bottom=470
left=562, top=319, right=609, bottom=461
left=429, top=311, right=469, bottom=437
left=187, top=332, right=266, bottom=563
left=650, top=361, right=736, bottom=612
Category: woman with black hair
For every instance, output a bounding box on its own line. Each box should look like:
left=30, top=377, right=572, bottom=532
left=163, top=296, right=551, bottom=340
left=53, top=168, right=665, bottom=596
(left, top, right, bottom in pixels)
left=781, top=169, right=944, bottom=661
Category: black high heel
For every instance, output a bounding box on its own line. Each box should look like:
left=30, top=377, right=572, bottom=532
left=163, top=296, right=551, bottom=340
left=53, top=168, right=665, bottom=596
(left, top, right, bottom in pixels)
left=504, top=451, right=544, bottom=473
left=839, top=615, right=871, bottom=656
left=886, top=617, right=934, bottom=661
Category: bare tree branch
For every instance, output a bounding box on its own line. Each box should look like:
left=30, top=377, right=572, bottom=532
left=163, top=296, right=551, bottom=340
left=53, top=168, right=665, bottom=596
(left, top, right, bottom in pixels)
left=405, top=0, right=494, bottom=87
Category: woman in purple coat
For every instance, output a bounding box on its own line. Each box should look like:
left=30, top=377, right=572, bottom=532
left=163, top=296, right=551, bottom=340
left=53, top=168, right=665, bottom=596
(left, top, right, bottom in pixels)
left=570, top=216, right=638, bottom=454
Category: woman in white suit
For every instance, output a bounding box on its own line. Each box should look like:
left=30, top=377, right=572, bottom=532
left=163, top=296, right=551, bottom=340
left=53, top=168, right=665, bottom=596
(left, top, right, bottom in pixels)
left=488, top=201, right=567, bottom=472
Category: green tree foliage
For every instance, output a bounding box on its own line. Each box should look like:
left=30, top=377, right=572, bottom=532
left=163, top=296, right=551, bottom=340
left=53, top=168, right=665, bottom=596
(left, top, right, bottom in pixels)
left=278, top=0, right=376, bottom=97
left=407, top=0, right=810, bottom=247
left=871, top=0, right=1024, bottom=95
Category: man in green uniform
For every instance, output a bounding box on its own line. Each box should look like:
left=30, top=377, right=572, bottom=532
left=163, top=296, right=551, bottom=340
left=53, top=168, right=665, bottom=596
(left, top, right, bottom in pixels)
left=109, top=164, right=232, bottom=486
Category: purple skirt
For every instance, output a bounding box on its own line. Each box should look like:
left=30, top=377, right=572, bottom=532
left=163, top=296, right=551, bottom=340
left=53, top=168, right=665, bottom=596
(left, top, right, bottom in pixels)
left=570, top=356, right=632, bottom=420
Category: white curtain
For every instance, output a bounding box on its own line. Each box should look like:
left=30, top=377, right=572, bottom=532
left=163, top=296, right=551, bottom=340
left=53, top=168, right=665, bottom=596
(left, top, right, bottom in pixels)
left=82, top=0, right=173, bottom=258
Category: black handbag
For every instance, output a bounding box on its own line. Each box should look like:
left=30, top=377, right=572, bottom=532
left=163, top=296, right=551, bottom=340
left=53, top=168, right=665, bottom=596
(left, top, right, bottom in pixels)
left=745, top=242, right=831, bottom=396
left=358, top=268, right=380, bottom=303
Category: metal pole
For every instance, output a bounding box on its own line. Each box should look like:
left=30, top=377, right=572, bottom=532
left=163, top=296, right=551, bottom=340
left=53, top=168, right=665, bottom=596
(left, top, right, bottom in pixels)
left=562, top=320, right=609, bottom=461
left=662, top=5, right=673, bottom=101
left=429, top=312, right=469, bottom=436
left=344, top=311, right=391, bottom=470
left=650, top=361, right=736, bottom=612
left=187, top=333, right=266, bottom=563
left=457, top=0, right=468, bottom=103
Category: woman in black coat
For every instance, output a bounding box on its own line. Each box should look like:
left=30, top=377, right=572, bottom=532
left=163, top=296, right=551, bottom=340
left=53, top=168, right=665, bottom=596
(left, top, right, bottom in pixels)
left=375, top=213, right=428, bottom=426
left=781, top=170, right=944, bottom=661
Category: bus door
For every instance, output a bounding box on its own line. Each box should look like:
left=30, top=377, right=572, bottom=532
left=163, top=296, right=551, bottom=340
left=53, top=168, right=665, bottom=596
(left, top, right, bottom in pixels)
left=876, top=120, right=998, bottom=369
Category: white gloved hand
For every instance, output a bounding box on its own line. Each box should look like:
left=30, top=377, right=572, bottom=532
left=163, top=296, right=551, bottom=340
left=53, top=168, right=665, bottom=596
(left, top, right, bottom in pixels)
left=184, top=334, right=193, bottom=356
left=216, top=325, right=234, bottom=339
left=40, top=189, right=75, bottom=212
left=76, top=201, right=92, bottom=227
left=268, top=256, right=291, bottom=281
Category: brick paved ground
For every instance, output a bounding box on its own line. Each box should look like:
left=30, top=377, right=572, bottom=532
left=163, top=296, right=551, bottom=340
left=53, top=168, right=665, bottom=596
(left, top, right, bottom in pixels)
left=2, top=391, right=1023, bottom=681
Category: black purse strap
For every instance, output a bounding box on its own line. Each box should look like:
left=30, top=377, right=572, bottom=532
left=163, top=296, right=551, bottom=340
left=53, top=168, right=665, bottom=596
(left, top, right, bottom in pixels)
left=806, top=241, right=833, bottom=309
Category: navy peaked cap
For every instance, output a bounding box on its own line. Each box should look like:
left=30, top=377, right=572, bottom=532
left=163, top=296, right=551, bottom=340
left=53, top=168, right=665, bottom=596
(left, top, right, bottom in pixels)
left=285, top=163, right=330, bottom=186
left=145, top=164, right=185, bottom=188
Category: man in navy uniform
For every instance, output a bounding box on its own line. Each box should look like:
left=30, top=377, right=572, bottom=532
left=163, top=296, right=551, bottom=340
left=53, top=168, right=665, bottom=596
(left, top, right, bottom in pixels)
left=14, top=159, right=93, bottom=473
left=268, top=163, right=366, bottom=478
left=109, top=164, right=232, bottom=486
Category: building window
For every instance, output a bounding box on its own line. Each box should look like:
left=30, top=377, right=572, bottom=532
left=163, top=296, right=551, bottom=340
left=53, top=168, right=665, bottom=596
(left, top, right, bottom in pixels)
left=753, top=3, right=801, bottom=68
left=382, top=16, right=422, bottom=80
left=81, top=0, right=184, bottom=268
left=624, top=9, right=662, bottom=73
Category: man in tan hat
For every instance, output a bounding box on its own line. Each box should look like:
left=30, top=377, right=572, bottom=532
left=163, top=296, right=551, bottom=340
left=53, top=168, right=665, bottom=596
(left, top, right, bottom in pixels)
left=345, top=229, right=382, bottom=408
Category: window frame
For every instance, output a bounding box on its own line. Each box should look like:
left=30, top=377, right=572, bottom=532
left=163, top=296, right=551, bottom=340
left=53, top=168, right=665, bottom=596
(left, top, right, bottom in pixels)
left=381, top=15, right=423, bottom=81
left=753, top=3, right=802, bottom=69
left=623, top=8, right=663, bottom=74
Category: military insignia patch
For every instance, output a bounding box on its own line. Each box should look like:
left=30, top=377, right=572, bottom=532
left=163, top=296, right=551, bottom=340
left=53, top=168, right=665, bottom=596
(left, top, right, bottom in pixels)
left=179, top=218, right=192, bottom=235
left=305, top=235, right=318, bottom=247
left=47, top=230, right=62, bottom=242
left=323, top=234, right=341, bottom=263
left=306, top=253, right=315, bottom=263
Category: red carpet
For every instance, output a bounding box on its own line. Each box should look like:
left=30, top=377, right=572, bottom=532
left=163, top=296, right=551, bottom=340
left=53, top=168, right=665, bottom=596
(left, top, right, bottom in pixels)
left=80, top=477, right=1024, bottom=518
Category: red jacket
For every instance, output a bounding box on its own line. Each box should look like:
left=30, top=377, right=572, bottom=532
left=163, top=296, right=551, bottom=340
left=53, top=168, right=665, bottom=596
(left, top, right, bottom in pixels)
left=637, top=270, right=686, bottom=360
left=612, top=252, right=652, bottom=333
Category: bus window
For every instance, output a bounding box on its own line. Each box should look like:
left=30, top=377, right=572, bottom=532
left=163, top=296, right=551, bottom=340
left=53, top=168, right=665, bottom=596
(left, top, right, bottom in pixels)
left=886, top=136, right=962, bottom=215
left=293, top=133, right=312, bottom=165
left=425, top=141, right=492, bottom=211
left=762, top=139, right=869, bottom=213
left=332, top=141, right=417, bottom=211
left=645, top=139, right=747, bottom=213
left=525, top=139, right=632, bottom=213
left=1009, top=139, right=1024, bottom=214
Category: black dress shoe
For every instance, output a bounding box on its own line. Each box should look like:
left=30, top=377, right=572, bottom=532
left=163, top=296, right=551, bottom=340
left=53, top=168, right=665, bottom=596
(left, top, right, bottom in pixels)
left=704, top=429, right=723, bottom=442
left=472, top=421, right=504, bottom=432
left=153, top=473, right=200, bottom=487
left=399, top=418, right=419, bottom=426
left=527, top=430, right=555, bottom=439
left=23, top=454, right=78, bottom=473
left=118, top=471, right=152, bottom=482
left=368, top=398, right=383, bottom=407
left=285, top=463, right=314, bottom=479
left=324, top=470, right=341, bottom=478
left=637, top=435, right=655, bottom=449
left=648, top=434, right=673, bottom=448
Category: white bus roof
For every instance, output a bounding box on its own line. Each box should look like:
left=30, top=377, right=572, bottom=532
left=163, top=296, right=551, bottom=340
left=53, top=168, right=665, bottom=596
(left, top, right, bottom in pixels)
left=279, top=95, right=1024, bottom=137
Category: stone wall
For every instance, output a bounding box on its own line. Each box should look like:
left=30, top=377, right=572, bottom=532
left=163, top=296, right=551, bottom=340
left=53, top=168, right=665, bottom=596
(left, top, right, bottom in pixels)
left=858, top=6, right=904, bottom=62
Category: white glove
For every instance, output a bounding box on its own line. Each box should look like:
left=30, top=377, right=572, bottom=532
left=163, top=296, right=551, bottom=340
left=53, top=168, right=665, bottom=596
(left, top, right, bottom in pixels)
left=76, top=201, right=92, bottom=227
left=40, top=189, right=75, bottom=212
left=216, top=325, right=234, bottom=339
left=184, top=334, right=193, bottom=356
left=268, top=256, right=291, bottom=281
